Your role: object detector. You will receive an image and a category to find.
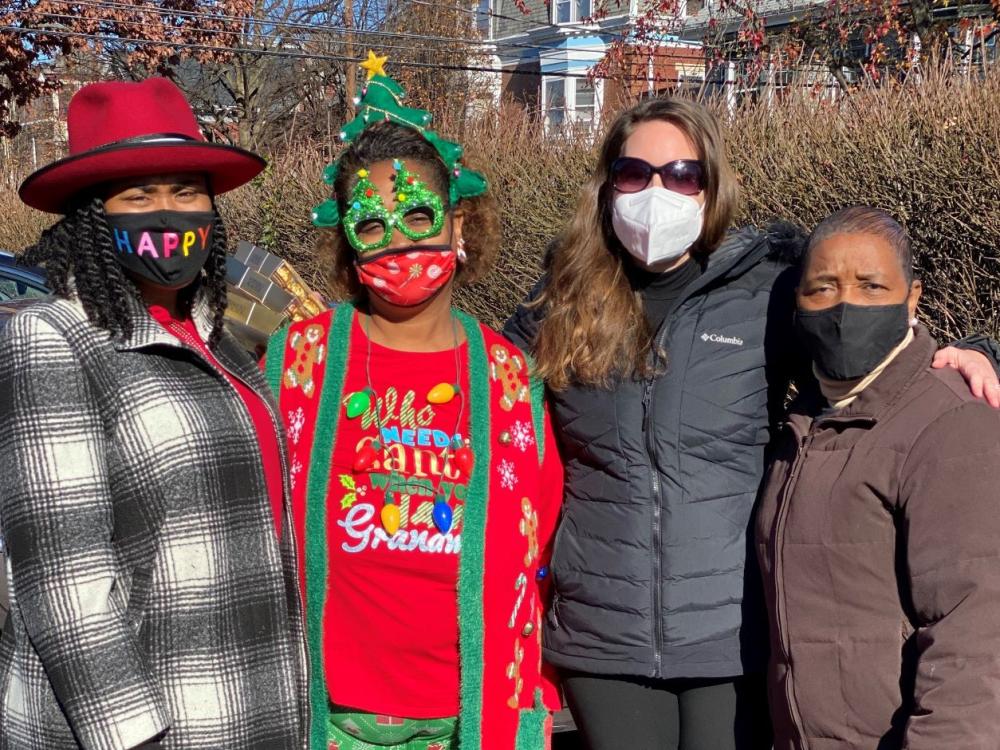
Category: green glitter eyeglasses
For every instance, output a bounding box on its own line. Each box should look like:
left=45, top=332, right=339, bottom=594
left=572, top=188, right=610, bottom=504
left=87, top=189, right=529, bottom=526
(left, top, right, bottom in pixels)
left=343, top=159, right=447, bottom=254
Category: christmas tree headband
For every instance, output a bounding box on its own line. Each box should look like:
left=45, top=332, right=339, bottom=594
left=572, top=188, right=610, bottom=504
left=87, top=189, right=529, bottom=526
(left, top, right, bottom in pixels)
left=312, top=52, right=488, bottom=229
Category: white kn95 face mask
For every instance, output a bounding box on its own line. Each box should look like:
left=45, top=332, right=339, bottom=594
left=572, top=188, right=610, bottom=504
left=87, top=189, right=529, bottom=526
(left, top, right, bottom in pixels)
left=611, top=187, right=704, bottom=267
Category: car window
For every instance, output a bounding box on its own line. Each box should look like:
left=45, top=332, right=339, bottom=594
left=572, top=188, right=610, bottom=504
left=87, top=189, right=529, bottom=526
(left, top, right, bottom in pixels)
left=0, top=278, right=47, bottom=301
left=16, top=280, right=48, bottom=299
left=0, top=280, right=18, bottom=301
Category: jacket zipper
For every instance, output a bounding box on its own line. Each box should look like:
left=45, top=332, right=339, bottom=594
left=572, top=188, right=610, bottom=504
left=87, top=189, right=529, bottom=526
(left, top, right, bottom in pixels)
left=641, top=377, right=663, bottom=675
left=257, top=388, right=311, bottom=744
left=640, top=262, right=725, bottom=677
left=229, top=362, right=311, bottom=739
left=769, top=411, right=877, bottom=746
left=638, top=237, right=770, bottom=678
left=771, top=423, right=813, bottom=748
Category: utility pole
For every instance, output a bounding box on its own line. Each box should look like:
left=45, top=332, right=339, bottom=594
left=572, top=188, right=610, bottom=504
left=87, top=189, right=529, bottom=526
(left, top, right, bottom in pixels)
left=344, top=0, right=356, bottom=116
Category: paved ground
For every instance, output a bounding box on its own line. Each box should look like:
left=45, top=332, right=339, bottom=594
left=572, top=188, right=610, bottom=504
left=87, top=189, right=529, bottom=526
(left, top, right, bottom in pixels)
left=552, top=707, right=582, bottom=749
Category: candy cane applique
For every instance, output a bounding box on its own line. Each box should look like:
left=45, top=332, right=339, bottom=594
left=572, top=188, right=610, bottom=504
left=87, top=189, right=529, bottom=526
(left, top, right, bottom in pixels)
left=508, top=572, right=528, bottom=629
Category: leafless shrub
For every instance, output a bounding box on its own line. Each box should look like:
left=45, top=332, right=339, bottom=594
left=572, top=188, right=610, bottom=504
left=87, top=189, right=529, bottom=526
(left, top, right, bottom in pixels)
left=456, top=104, right=598, bottom=327
left=217, top=142, right=331, bottom=289
left=725, top=63, right=1000, bottom=341
left=0, top=187, right=52, bottom=254
left=2, top=63, right=997, bottom=339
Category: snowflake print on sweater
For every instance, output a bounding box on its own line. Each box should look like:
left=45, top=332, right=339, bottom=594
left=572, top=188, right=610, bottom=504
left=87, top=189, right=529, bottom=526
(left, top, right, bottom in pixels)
left=287, top=406, right=306, bottom=445
left=511, top=420, right=535, bottom=453
left=498, top=459, right=518, bottom=490
left=290, top=456, right=304, bottom=490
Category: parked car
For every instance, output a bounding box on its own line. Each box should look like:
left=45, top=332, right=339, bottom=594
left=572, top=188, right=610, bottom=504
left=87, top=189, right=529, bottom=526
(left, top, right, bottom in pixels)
left=0, top=251, right=47, bottom=299
left=0, top=251, right=48, bottom=333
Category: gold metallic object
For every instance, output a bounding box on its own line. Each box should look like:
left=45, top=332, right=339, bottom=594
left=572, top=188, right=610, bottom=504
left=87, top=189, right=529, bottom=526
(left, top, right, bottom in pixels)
left=225, top=241, right=327, bottom=349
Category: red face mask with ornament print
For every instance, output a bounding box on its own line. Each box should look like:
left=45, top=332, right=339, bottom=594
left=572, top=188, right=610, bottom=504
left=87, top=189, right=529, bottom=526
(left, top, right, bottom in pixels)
left=355, top=245, right=457, bottom=307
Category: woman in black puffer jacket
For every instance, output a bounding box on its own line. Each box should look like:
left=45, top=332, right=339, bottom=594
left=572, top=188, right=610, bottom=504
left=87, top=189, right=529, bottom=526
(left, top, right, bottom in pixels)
left=503, top=97, right=998, bottom=750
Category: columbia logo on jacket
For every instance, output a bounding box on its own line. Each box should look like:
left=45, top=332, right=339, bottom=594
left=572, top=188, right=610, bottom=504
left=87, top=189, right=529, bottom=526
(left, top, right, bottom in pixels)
left=700, top=332, right=744, bottom=347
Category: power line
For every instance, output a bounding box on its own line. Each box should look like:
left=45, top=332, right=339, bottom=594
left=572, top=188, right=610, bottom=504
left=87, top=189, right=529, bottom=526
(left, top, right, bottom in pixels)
left=25, top=0, right=692, bottom=70
left=22, top=8, right=620, bottom=67
left=33, top=0, right=632, bottom=57
left=1, top=23, right=654, bottom=79
left=22, top=0, right=767, bottom=71
left=22, top=8, right=481, bottom=62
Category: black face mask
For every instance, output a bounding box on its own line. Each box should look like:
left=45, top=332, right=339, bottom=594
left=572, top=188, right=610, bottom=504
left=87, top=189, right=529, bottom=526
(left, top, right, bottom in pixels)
left=105, top=210, right=216, bottom=289
left=795, top=301, right=911, bottom=381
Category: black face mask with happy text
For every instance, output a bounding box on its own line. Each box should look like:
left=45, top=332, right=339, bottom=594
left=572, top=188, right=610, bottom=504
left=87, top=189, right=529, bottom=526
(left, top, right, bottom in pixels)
left=795, top=301, right=910, bottom=381
left=105, top=210, right=216, bottom=289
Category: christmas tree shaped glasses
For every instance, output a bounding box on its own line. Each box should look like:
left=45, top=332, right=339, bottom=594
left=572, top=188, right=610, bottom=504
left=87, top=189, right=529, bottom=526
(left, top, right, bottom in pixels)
left=343, top=159, right=447, bottom=254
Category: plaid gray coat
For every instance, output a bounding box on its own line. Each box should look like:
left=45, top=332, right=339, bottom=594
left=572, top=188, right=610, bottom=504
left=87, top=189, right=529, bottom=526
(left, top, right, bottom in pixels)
left=0, top=296, right=308, bottom=750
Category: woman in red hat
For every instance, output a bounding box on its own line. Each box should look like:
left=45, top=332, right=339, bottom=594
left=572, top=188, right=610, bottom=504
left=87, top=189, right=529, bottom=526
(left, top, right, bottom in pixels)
left=0, top=78, right=306, bottom=750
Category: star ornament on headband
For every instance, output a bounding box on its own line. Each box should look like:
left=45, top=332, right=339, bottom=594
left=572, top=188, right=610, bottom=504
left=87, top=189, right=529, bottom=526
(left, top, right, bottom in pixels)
left=311, top=52, right=488, bottom=230
left=360, top=50, right=389, bottom=80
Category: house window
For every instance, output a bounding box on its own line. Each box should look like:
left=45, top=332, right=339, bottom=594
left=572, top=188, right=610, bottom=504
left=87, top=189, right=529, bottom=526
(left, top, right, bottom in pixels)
left=555, top=0, right=592, bottom=23
left=574, top=80, right=595, bottom=125
left=543, top=77, right=600, bottom=131
left=476, top=0, right=490, bottom=36
left=544, top=79, right=566, bottom=128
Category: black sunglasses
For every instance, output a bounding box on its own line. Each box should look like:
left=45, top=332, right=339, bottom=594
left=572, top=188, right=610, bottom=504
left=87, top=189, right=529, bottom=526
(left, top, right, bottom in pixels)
left=610, top=157, right=706, bottom=195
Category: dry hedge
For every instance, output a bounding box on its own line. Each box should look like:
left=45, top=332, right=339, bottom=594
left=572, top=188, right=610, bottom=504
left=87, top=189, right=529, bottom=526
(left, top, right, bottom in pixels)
left=2, top=65, right=997, bottom=339
left=728, top=67, right=1000, bottom=343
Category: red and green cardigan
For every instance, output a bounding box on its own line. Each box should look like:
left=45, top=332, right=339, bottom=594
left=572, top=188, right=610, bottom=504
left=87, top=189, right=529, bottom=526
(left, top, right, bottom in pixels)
left=265, top=301, right=563, bottom=750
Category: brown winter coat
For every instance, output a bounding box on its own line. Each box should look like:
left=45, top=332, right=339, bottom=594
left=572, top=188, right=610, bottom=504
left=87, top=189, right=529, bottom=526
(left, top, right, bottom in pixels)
left=755, top=326, right=1000, bottom=750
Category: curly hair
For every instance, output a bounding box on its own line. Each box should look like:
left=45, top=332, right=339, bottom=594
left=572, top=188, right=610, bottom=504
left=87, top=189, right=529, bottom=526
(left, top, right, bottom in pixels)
left=316, top=122, right=500, bottom=300
left=21, top=196, right=229, bottom=347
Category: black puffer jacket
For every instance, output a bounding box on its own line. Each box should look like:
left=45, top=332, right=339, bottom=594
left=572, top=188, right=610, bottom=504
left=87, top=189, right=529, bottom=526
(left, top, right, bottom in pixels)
left=504, top=227, right=810, bottom=680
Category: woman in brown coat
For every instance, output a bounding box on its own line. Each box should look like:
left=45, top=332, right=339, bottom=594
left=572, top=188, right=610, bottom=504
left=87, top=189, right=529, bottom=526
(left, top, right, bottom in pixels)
left=756, top=205, right=1000, bottom=750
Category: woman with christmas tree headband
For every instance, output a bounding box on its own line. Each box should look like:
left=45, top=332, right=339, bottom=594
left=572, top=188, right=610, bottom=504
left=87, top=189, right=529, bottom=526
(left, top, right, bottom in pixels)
left=264, top=53, right=563, bottom=750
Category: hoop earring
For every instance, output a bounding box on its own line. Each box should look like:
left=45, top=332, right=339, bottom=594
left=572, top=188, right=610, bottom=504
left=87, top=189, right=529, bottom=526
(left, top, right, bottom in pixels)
left=456, top=238, right=468, bottom=263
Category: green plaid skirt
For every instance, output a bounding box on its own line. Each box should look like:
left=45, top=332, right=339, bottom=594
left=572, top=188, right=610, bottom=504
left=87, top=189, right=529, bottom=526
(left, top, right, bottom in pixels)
left=326, top=706, right=458, bottom=750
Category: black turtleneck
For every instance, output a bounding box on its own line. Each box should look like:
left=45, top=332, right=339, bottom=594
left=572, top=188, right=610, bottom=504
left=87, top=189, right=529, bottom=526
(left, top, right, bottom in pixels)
left=627, top=256, right=703, bottom=334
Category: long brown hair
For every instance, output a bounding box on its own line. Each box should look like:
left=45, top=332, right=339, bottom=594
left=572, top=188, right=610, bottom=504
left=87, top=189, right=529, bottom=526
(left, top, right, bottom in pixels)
left=532, top=98, right=740, bottom=390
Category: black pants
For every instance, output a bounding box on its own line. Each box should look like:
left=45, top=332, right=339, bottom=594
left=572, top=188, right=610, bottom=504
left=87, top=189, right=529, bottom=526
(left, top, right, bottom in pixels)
left=563, top=671, right=772, bottom=750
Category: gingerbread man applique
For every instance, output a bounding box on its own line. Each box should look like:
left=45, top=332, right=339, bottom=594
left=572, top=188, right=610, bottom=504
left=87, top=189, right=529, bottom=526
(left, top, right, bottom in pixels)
left=519, top=497, right=539, bottom=567
left=283, top=323, right=326, bottom=397
left=490, top=344, right=530, bottom=412
left=506, top=639, right=525, bottom=709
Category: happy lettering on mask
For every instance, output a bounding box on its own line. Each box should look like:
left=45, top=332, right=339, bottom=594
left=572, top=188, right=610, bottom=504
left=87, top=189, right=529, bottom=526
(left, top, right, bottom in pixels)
left=111, top=225, right=212, bottom=259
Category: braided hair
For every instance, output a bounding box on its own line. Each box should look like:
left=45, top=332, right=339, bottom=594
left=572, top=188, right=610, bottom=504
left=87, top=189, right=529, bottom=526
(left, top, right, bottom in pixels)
left=22, top=197, right=229, bottom=347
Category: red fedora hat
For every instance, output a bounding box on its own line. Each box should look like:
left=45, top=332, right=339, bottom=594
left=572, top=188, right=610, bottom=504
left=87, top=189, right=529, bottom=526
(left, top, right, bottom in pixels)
left=19, top=77, right=266, bottom=214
